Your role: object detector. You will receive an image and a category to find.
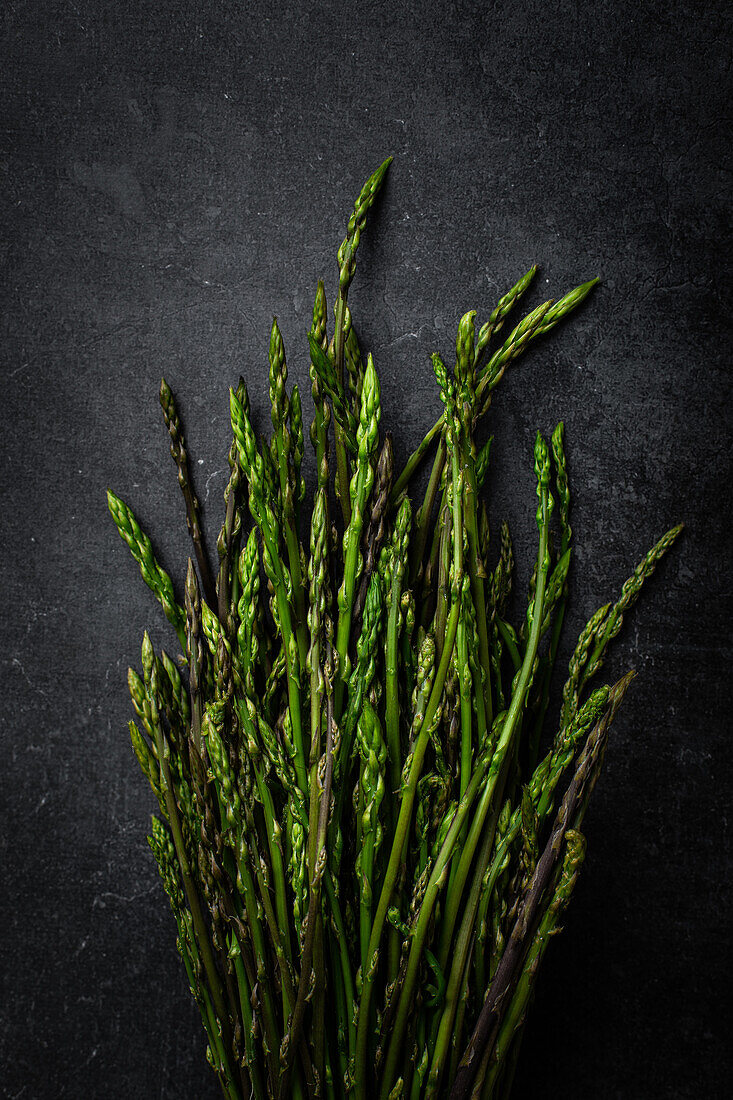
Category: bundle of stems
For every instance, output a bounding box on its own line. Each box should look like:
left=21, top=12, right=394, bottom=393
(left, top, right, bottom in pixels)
left=109, top=158, right=681, bottom=1100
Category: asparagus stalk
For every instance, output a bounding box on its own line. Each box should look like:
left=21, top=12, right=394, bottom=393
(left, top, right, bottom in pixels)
left=334, top=353, right=381, bottom=717
left=107, top=489, right=186, bottom=648
left=332, top=157, right=392, bottom=522
left=391, top=280, right=599, bottom=503
left=159, top=377, right=218, bottom=609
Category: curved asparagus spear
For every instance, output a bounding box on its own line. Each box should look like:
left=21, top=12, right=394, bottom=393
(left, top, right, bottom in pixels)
left=107, top=489, right=186, bottom=648
left=391, top=278, right=599, bottom=503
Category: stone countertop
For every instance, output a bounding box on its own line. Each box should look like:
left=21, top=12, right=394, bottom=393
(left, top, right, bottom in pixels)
left=2, top=2, right=730, bottom=1097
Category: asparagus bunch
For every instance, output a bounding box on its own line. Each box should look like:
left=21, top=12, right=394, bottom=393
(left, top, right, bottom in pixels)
left=109, top=158, right=681, bottom=1100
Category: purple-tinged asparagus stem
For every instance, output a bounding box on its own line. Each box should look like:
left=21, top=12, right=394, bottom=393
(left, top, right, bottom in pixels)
left=160, top=378, right=218, bottom=609
left=185, top=559, right=205, bottom=768
left=479, top=831, right=587, bottom=1099
left=449, top=672, right=634, bottom=1100
left=216, top=382, right=245, bottom=630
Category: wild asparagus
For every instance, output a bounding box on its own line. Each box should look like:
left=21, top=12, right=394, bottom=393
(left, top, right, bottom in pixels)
left=109, top=157, right=681, bottom=1100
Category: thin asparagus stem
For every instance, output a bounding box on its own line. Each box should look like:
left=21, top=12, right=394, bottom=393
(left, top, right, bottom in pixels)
left=160, top=377, right=218, bottom=609
left=391, top=279, right=599, bottom=504
left=107, top=490, right=187, bottom=648
left=334, top=353, right=381, bottom=717
left=332, top=157, right=392, bottom=523
left=268, top=317, right=308, bottom=666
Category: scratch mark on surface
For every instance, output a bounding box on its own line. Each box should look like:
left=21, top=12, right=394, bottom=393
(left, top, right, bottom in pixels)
left=11, top=657, right=48, bottom=699
left=204, top=468, right=225, bottom=501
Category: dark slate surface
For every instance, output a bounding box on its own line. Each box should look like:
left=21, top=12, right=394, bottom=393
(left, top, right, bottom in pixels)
left=2, top=2, right=730, bottom=1097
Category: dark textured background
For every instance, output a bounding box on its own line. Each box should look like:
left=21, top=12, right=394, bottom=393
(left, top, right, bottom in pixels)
left=2, top=2, right=731, bottom=1097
